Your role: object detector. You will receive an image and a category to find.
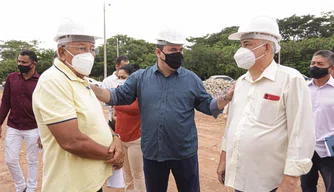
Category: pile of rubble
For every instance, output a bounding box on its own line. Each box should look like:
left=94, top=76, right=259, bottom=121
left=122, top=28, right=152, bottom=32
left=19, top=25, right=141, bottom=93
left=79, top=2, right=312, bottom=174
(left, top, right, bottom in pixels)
left=203, top=79, right=233, bottom=98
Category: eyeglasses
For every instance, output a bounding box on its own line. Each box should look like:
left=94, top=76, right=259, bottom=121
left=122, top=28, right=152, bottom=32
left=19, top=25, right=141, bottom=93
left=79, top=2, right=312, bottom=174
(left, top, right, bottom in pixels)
left=64, top=45, right=99, bottom=55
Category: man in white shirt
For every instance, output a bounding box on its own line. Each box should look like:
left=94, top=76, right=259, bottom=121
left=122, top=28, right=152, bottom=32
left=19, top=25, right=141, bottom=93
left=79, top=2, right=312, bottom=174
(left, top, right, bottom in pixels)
left=216, top=16, right=316, bottom=192
left=301, top=50, right=334, bottom=192
left=102, top=55, right=129, bottom=131
left=331, top=49, right=334, bottom=78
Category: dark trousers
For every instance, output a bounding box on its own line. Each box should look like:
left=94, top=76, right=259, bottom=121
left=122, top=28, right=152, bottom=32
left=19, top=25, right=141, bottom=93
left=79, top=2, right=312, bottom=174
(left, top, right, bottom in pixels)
left=108, top=120, right=116, bottom=132
left=301, top=151, right=334, bottom=192
left=143, top=154, right=200, bottom=192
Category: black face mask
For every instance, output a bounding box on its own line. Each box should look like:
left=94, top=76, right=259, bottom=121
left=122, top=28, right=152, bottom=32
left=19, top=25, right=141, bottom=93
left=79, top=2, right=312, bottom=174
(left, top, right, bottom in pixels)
left=18, top=65, right=32, bottom=73
left=160, top=51, right=184, bottom=70
left=310, top=66, right=331, bottom=79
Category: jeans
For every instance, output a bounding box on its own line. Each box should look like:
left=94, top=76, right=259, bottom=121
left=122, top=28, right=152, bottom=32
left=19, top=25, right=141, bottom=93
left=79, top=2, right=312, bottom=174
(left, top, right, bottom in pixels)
left=301, top=151, right=334, bottom=192
left=108, top=120, right=116, bottom=132
left=143, top=153, right=200, bottom=192
left=5, top=127, right=39, bottom=192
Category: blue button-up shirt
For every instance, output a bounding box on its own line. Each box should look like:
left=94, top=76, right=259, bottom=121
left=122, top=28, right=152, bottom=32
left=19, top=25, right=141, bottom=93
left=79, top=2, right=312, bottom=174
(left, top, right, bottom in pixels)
left=108, top=64, right=221, bottom=161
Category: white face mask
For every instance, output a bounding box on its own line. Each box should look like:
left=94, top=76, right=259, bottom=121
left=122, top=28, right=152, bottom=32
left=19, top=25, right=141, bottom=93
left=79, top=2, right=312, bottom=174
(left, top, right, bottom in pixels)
left=233, top=43, right=266, bottom=70
left=65, top=49, right=95, bottom=76
left=118, top=79, right=126, bottom=86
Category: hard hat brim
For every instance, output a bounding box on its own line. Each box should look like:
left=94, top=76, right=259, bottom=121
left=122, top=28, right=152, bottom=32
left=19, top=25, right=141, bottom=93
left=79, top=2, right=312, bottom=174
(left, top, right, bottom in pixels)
left=228, top=32, right=244, bottom=40
left=228, top=31, right=282, bottom=41
left=54, top=34, right=102, bottom=43
left=155, top=39, right=188, bottom=45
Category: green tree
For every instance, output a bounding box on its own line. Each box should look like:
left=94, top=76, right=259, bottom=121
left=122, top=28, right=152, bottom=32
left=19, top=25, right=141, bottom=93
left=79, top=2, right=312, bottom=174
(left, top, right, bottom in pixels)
left=92, top=35, right=156, bottom=79
left=0, top=40, right=37, bottom=60
left=278, top=11, right=334, bottom=41
left=280, top=36, right=334, bottom=76
left=36, top=49, right=56, bottom=73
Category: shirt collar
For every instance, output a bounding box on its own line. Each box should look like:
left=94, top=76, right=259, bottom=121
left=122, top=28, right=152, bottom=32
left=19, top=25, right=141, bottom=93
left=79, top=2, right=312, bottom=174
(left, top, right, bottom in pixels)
left=153, top=62, right=183, bottom=75
left=54, top=58, right=84, bottom=82
left=243, top=60, right=277, bottom=83
left=309, top=75, right=334, bottom=88
left=152, top=63, right=159, bottom=73
left=327, top=76, right=334, bottom=87
left=17, top=70, right=40, bottom=79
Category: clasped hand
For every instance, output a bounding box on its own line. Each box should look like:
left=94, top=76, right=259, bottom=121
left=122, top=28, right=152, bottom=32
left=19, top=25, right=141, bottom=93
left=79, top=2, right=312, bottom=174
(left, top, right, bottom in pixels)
left=106, top=137, right=124, bottom=170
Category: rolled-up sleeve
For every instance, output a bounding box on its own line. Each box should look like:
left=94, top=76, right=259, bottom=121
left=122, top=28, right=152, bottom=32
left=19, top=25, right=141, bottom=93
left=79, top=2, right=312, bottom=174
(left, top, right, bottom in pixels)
left=209, top=98, right=223, bottom=118
left=107, top=70, right=141, bottom=106
left=220, top=100, right=233, bottom=152
left=221, top=136, right=227, bottom=151
left=284, top=77, right=315, bottom=176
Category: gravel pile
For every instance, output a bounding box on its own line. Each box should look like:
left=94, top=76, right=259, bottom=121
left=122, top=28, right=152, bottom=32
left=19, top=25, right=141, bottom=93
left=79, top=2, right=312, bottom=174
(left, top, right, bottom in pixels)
left=203, top=79, right=233, bottom=98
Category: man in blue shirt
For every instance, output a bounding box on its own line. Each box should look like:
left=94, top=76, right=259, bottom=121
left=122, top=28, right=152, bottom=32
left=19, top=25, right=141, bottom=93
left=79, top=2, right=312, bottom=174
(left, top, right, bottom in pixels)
left=92, top=28, right=234, bottom=192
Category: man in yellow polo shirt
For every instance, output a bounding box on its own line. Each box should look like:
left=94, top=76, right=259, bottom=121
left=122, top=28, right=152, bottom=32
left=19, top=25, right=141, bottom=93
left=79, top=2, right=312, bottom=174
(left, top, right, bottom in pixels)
left=32, top=18, right=124, bottom=192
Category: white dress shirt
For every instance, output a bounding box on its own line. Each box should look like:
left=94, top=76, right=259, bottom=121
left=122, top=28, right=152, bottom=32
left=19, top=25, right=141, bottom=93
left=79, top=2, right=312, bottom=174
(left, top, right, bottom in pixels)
left=308, top=76, right=334, bottom=158
left=221, top=60, right=315, bottom=192
left=102, top=72, right=119, bottom=120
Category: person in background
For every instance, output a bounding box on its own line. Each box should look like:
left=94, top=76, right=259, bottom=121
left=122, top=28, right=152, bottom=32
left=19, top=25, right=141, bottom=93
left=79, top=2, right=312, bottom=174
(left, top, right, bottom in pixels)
left=217, top=16, right=315, bottom=192
left=91, top=28, right=234, bottom=192
left=331, top=48, right=334, bottom=77
left=111, top=63, right=146, bottom=192
left=0, top=50, right=40, bottom=192
left=102, top=55, right=129, bottom=131
left=301, top=50, right=334, bottom=192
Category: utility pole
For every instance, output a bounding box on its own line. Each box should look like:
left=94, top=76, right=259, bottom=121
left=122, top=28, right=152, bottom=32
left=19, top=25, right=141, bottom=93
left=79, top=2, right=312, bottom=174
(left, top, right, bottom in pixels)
left=103, top=2, right=107, bottom=79
left=116, top=37, right=119, bottom=57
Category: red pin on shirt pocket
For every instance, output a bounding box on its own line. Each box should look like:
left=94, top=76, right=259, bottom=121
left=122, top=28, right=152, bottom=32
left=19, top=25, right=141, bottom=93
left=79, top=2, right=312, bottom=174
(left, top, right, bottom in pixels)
left=263, top=93, right=280, bottom=101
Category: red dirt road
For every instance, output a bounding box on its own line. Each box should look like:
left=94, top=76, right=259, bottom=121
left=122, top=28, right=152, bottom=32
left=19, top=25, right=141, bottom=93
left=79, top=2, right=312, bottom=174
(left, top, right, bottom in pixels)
left=0, top=91, right=324, bottom=191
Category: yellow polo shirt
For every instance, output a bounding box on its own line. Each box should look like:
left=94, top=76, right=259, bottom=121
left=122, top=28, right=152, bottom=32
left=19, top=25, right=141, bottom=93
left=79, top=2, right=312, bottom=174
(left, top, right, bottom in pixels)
left=32, top=59, right=113, bottom=192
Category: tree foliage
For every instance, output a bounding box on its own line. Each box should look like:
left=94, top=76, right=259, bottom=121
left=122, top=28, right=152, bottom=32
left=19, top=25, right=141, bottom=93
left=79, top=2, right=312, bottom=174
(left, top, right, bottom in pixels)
left=278, top=11, right=334, bottom=41
left=91, top=35, right=156, bottom=79
left=0, top=11, right=333, bottom=82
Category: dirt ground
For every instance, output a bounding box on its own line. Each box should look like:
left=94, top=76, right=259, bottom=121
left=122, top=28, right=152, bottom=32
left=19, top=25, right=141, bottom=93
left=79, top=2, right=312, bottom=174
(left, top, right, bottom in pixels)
left=0, top=92, right=325, bottom=191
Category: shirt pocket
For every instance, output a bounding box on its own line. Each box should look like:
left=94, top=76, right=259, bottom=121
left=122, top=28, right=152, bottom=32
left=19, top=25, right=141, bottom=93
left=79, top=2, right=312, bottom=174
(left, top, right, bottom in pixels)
left=172, top=89, right=194, bottom=111
left=254, top=98, right=279, bottom=125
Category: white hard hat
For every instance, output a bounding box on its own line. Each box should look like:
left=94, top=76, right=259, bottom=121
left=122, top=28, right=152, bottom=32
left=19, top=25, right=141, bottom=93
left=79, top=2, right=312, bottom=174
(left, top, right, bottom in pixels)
left=54, top=17, right=102, bottom=44
left=228, top=16, right=282, bottom=41
left=155, top=28, right=188, bottom=45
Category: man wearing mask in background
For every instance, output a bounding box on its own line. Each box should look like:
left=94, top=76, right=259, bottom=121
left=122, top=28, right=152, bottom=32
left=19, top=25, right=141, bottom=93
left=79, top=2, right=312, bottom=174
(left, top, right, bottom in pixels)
left=90, top=28, right=234, bottom=192
left=102, top=55, right=129, bottom=131
left=301, top=50, right=334, bottom=192
left=217, top=16, right=315, bottom=192
left=0, top=50, right=40, bottom=192
left=32, top=18, right=123, bottom=192
left=331, top=48, right=334, bottom=77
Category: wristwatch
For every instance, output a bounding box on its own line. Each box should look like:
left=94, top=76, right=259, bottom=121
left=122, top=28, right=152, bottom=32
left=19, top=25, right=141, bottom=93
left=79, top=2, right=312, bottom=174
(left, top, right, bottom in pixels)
left=112, top=133, right=120, bottom=138
left=223, top=94, right=231, bottom=101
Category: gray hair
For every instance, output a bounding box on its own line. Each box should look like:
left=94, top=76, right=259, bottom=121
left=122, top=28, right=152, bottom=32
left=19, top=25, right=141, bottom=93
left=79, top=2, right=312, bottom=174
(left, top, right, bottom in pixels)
left=260, top=40, right=276, bottom=57
left=313, top=50, right=334, bottom=66
left=156, top=44, right=165, bottom=51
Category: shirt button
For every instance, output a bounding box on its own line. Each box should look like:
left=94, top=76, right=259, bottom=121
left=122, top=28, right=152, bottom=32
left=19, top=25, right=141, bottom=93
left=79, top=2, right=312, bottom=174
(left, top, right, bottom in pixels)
left=160, top=125, right=162, bottom=127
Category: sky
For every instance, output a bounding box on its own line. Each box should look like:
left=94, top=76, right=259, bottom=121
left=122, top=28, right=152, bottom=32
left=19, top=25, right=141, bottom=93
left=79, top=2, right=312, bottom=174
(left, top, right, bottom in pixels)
left=0, top=0, right=333, bottom=50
